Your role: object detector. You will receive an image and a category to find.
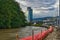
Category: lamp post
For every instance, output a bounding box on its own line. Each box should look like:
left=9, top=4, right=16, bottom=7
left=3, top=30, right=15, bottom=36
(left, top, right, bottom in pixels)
left=58, top=6, right=60, bottom=27
left=56, top=4, right=59, bottom=28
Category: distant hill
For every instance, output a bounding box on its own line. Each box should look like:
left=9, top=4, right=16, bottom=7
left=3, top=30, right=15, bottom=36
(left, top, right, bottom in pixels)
left=32, top=16, right=59, bottom=22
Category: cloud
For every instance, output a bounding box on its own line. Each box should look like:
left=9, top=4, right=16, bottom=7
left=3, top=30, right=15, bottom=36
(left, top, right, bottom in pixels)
left=15, top=0, right=59, bottom=18
left=53, top=0, right=59, bottom=8
left=33, top=8, right=58, bottom=18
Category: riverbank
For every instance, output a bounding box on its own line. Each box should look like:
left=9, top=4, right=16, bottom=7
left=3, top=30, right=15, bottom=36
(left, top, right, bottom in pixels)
left=44, top=27, right=60, bottom=40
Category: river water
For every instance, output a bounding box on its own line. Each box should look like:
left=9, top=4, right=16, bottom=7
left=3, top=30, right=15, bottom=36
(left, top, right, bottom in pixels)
left=0, top=26, right=47, bottom=40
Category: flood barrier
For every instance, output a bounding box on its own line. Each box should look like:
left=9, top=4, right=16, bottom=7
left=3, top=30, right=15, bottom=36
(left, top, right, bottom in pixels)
left=19, top=26, right=54, bottom=40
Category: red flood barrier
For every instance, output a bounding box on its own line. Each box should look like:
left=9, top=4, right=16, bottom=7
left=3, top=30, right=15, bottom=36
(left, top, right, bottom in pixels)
left=19, top=26, right=54, bottom=40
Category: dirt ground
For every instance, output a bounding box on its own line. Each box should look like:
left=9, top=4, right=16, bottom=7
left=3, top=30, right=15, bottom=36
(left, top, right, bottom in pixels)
left=44, top=27, right=60, bottom=40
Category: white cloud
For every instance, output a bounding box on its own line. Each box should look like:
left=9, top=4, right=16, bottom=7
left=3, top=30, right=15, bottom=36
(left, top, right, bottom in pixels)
left=53, top=0, right=59, bottom=8
left=33, top=9, right=41, bottom=14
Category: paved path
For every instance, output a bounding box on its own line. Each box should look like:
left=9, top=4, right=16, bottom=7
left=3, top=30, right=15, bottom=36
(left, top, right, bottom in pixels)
left=44, top=27, right=60, bottom=40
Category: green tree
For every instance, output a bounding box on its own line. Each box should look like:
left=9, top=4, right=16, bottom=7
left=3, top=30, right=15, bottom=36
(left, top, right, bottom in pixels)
left=0, top=0, right=26, bottom=29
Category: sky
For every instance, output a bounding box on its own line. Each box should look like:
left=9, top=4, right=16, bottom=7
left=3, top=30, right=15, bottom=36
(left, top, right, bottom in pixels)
left=15, top=0, right=59, bottom=18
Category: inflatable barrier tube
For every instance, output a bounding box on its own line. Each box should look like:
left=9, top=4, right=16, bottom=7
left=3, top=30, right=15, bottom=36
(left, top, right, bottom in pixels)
left=19, top=26, right=54, bottom=40
left=48, top=26, right=53, bottom=33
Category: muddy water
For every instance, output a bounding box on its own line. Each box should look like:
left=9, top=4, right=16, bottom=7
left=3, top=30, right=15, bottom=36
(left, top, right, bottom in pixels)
left=0, top=26, right=47, bottom=40
left=0, top=28, right=19, bottom=40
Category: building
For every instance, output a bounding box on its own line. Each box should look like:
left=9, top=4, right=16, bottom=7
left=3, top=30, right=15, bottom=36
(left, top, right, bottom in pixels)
left=27, top=7, right=33, bottom=22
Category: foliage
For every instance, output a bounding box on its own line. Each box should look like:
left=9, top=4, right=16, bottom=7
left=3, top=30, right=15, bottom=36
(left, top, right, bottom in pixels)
left=32, top=21, right=43, bottom=26
left=0, top=0, right=26, bottom=29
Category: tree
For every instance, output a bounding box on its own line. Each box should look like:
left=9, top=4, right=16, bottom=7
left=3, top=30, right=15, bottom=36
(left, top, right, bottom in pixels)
left=0, top=0, right=26, bottom=29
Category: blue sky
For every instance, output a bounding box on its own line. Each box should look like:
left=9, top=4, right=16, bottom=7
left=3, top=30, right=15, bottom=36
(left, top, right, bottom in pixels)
left=15, top=0, right=59, bottom=18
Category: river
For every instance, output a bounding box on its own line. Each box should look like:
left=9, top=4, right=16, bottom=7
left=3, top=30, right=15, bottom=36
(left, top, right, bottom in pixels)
left=0, top=26, right=47, bottom=40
